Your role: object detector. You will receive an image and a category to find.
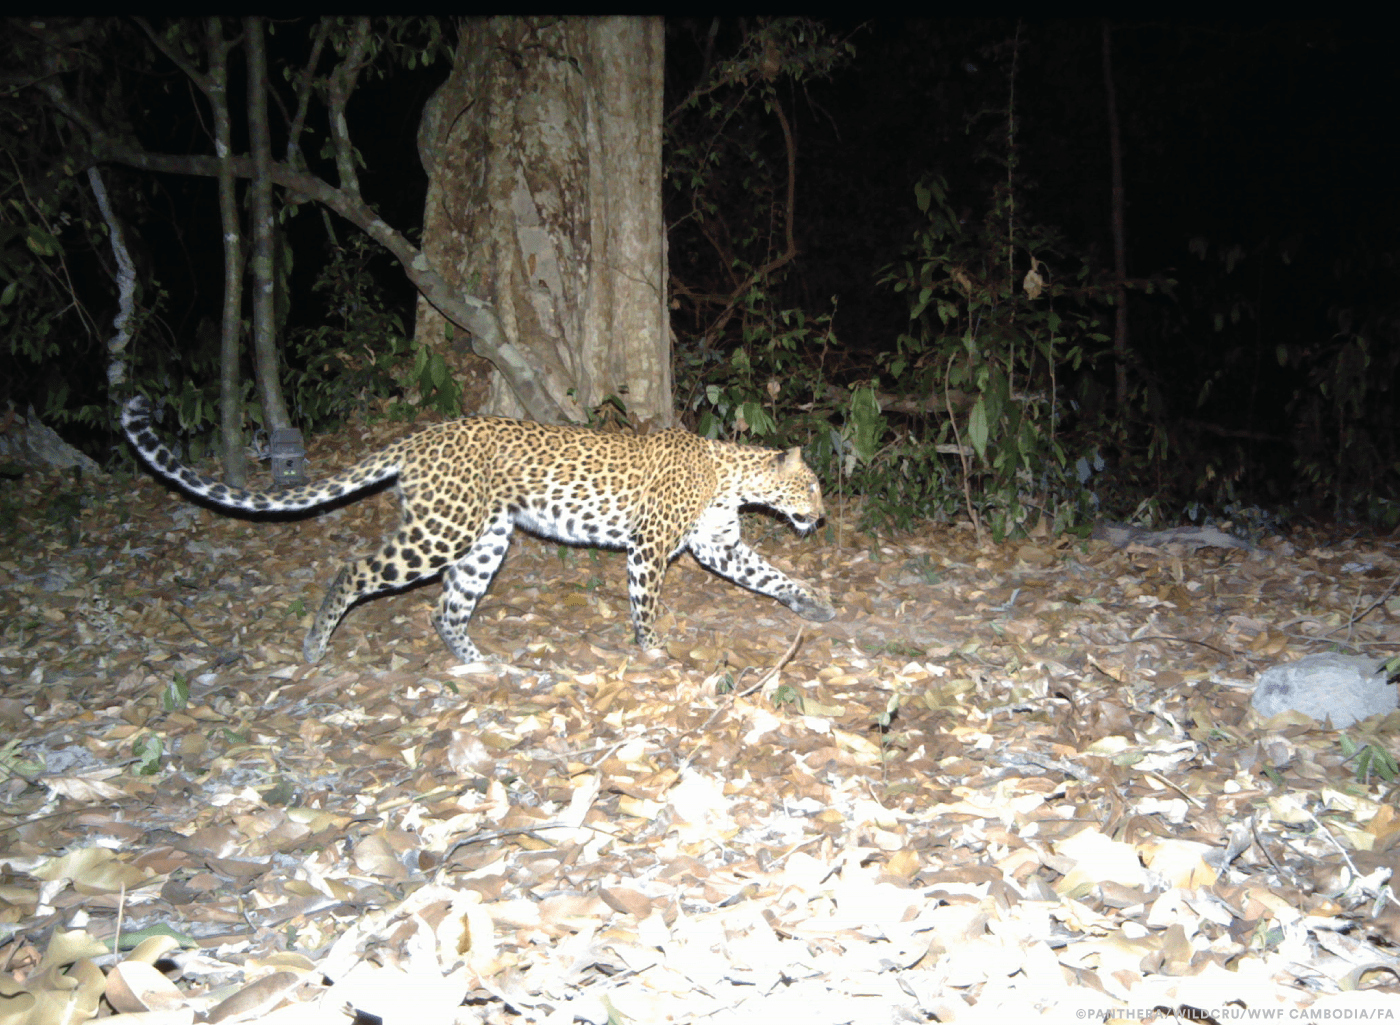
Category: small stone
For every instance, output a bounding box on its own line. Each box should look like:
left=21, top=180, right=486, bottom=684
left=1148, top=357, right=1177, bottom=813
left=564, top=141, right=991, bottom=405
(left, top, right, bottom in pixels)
left=1252, top=652, right=1397, bottom=728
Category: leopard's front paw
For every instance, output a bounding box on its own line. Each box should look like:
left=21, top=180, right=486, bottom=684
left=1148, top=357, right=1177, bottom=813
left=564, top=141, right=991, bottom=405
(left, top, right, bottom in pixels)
left=784, top=589, right=836, bottom=623
left=433, top=613, right=486, bottom=665
left=634, top=625, right=664, bottom=650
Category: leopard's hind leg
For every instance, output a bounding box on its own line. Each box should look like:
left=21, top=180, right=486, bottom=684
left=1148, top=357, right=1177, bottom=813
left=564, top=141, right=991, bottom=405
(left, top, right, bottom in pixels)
left=303, top=494, right=476, bottom=663
left=432, top=507, right=514, bottom=663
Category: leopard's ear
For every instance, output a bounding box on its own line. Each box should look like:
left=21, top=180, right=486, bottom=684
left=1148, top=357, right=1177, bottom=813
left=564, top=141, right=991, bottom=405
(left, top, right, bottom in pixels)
left=770, top=447, right=804, bottom=473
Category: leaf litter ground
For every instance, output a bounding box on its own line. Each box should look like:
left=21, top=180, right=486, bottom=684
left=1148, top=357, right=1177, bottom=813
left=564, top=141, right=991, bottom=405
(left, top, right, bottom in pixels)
left=2, top=422, right=1400, bottom=1023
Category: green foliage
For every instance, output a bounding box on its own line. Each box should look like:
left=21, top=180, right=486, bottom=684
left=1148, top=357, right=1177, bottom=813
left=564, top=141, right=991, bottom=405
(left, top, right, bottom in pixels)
left=1339, top=731, right=1398, bottom=785
left=586, top=395, right=633, bottom=431
left=904, top=555, right=942, bottom=586
left=876, top=692, right=900, bottom=732
left=816, top=417, right=963, bottom=534
left=1135, top=226, right=1399, bottom=525
left=0, top=176, right=113, bottom=436
left=0, top=739, right=44, bottom=781
left=131, top=228, right=457, bottom=464
left=2, top=17, right=454, bottom=465
left=132, top=734, right=164, bottom=775
left=668, top=18, right=853, bottom=229
left=667, top=18, right=856, bottom=466
left=0, top=20, right=193, bottom=447
left=770, top=684, right=800, bottom=709
left=323, top=17, right=450, bottom=81
left=44, top=485, right=87, bottom=546
left=162, top=672, right=190, bottom=711
left=870, top=172, right=1118, bottom=540
left=702, top=155, right=1123, bottom=541
left=681, top=301, right=837, bottom=445
left=846, top=385, right=885, bottom=465
left=1, top=110, right=223, bottom=462
left=403, top=332, right=464, bottom=419
left=126, top=293, right=238, bottom=466
left=668, top=24, right=1118, bottom=539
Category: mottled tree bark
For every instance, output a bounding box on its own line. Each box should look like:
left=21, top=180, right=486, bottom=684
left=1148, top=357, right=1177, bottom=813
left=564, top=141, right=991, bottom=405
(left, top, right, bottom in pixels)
left=245, top=17, right=291, bottom=433
left=38, top=17, right=647, bottom=427
left=415, top=17, right=671, bottom=426
left=207, top=18, right=246, bottom=485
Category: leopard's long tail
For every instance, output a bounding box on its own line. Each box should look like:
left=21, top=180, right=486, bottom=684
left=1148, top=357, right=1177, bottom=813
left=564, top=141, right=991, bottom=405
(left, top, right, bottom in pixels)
left=121, top=396, right=401, bottom=513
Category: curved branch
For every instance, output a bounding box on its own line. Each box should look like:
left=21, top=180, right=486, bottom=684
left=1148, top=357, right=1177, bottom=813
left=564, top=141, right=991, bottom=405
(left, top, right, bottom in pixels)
left=325, top=17, right=372, bottom=202
left=694, top=96, right=799, bottom=347
left=751, top=97, right=797, bottom=281
left=86, top=166, right=136, bottom=386
left=36, top=75, right=567, bottom=425
left=286, top=18, right=329, bottom=164
left=134, top=17, right=212, bottom=95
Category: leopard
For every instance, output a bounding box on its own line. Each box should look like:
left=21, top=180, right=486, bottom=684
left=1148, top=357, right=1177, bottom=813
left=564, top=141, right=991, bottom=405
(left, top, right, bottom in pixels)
left=121, top=396, right=837, bottom=664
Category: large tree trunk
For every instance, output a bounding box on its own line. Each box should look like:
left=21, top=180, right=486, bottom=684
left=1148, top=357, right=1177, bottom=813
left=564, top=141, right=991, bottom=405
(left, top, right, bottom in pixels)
left=414, top=16, right=671, bottom=427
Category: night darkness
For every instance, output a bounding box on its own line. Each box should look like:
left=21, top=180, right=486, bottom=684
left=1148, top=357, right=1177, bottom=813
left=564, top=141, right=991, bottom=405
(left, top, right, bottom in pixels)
left=5, top=18, right=1397, bottom=525
left=782, top=21, right=1399, bottom=370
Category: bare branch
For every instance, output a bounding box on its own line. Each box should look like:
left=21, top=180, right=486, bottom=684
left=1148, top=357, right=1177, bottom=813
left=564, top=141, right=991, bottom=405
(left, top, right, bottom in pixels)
left=751, top=99, right=797, bottom=281
left=285, top=17, right=330, bottom=166
left=691, top=97, right=800, bottom=349
left=134, top=17, right=211, bottom=96
left=86, top=166, right=136, bottom=386
left=325, top=17, right=373, bottom=202
left=665, top=41, right=753, bottom=123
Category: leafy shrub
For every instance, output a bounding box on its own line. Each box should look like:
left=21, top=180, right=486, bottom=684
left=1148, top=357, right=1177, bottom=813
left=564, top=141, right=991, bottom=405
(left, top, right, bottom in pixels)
left=850, top=175, right=1115, bottom=539
left=0, top=178, right=137, bottom=443
left=285, top=236, right=420, bottom=432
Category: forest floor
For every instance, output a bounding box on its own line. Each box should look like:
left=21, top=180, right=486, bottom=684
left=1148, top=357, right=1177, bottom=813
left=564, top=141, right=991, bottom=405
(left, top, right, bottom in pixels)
left=3, top=416, right=1400, bottom=1023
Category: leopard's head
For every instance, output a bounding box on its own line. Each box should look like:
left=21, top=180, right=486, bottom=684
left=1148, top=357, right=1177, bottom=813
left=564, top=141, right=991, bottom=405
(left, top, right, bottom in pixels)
left=762, top=447, right=826, bottom=534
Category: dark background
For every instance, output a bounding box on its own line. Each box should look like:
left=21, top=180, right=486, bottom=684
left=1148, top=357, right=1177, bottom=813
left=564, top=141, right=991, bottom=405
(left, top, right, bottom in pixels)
left=5, top=18, right=1396, bottom=523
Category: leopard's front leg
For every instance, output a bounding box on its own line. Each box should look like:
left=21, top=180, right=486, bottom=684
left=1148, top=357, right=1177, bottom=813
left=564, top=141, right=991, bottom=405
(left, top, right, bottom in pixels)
left=688, top=528, right=835, bottom=623
left=625, top=537, right=671, bottom=649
